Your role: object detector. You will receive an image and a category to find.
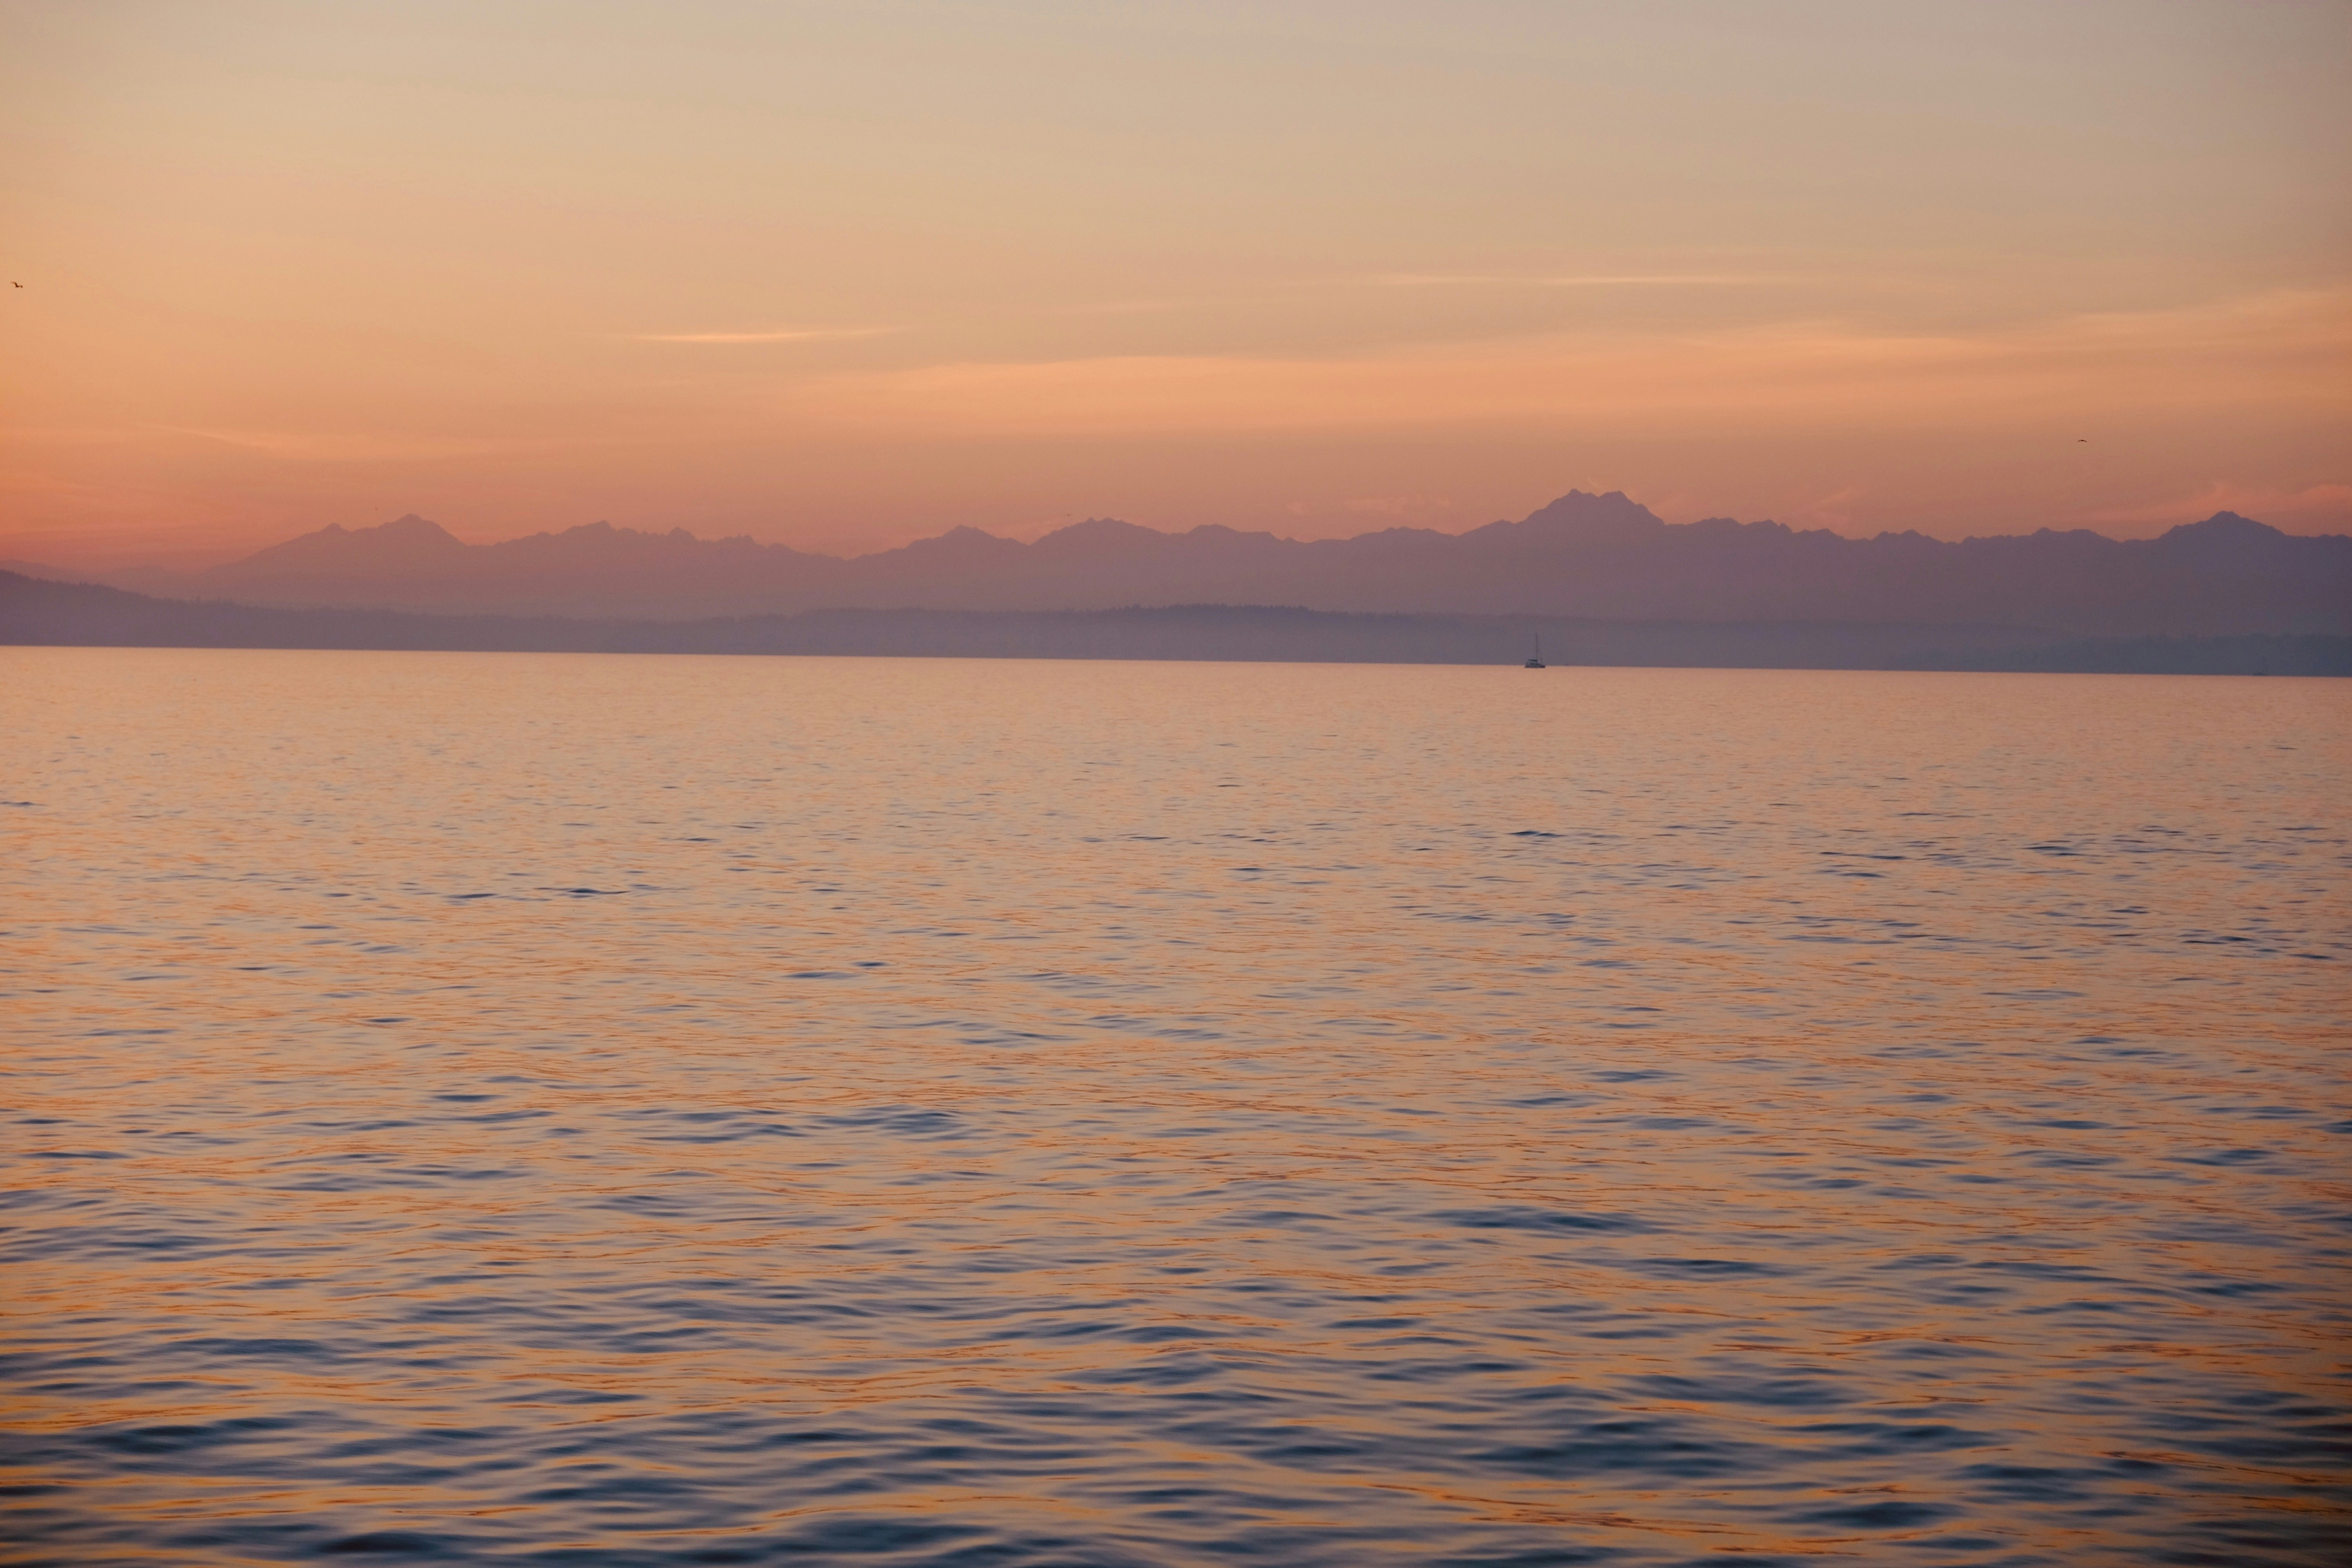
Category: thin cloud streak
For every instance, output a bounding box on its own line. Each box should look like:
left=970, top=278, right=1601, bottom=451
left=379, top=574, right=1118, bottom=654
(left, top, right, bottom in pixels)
left=1364, top=273, right=1764, bottom=287
left=630, top=327, right=902, bottom=344
left=778, top=289, right=2350, bottom=440
left=1055, top=299, right=1191, bottom=316
left=154, top=426, right=567, bottom=462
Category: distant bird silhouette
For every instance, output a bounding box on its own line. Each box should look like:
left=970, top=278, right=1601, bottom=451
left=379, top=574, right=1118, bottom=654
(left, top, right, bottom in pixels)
left=9, top=282, right=20, bottom=289
left=2077, top=438, right=2087, bottom=443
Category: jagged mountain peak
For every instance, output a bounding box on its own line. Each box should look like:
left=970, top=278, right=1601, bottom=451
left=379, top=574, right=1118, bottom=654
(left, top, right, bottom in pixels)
left=2147, top=510, right=2302, bottom=569
left=378, top=513, right=455, bottom=538
left=1034, top=517, right=1165, bottom=555
left=214, top=512, right=466, bottom=577
left=1490, top=490, right=1667, bottom=540
left=2165, top=511, right=2282, bottom=541
left=874, top=525, right=1021, bottom=562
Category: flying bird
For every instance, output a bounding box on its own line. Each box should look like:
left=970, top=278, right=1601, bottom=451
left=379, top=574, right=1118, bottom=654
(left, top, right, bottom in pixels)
left=9, top=282, right=20, bottom=289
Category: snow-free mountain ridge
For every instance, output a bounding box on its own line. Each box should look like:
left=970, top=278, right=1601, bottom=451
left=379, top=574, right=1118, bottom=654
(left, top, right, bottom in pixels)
left=36, top=491, right=2352, bottom=636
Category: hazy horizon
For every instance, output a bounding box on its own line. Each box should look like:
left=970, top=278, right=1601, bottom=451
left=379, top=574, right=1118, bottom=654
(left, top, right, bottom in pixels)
left=15, top=490, right=2346, bottom=640
left=9, top=490, right=2344, bottom=582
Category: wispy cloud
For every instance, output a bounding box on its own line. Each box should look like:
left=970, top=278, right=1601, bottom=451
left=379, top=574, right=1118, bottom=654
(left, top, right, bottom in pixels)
left=776, top=289, right=2351, bottom=440
left=154, top=426, right=556, bottom=461
left=1363, top=273, right=1762, bottom=288
left=1056, top=299, right=1190, bottom=316
left=629, top=326, right=901, bottom=344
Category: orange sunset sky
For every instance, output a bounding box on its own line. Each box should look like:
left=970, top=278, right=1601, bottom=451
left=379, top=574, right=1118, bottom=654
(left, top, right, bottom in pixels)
left=3, top=0, right=2347, bottom=569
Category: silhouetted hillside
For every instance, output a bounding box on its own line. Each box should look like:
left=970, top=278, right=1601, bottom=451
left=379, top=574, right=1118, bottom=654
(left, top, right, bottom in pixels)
left=8, top=571, right=2346, bottom=674
left=68, top=493, right=2352, bottom=634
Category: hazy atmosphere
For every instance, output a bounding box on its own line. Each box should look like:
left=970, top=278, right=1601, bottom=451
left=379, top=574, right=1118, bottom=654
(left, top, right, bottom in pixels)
left=6, top=6, right=2348, bottom=1565
left=4, top=0, right=2348, bottom=569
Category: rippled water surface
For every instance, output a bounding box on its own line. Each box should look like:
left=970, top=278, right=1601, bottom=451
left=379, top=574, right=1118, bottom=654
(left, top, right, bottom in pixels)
left=4, top=648, right=2349, bottom=1566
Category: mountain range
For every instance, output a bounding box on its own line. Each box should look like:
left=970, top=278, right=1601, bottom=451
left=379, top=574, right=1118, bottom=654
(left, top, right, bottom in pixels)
left=12, top=491, right=2350, bottom=634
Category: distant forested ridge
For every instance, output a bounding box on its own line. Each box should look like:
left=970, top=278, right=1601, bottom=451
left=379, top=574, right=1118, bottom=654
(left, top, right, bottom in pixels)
left=6, top=571, right=2346, bottom=674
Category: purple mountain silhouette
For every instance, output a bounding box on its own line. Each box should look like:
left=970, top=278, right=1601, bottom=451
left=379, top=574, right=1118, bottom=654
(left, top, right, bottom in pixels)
left=62, top=492, right=2352, bottom=635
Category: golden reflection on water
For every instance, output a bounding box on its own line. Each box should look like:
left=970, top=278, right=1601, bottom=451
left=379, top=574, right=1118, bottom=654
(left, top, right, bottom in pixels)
left=4, top=649, right=2348, bottom=1564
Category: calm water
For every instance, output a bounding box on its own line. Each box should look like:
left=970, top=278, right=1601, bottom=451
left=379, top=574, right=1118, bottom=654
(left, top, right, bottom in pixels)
left=4, top=648, right=2348, bottom=1567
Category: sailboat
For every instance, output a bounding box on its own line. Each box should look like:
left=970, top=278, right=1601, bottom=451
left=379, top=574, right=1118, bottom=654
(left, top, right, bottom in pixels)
left=1524, top=632, right=1546, bottom=669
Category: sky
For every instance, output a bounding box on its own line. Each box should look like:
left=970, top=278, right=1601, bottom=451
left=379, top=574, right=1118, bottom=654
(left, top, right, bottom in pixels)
left=2, top=0, right=2347, bottom=569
